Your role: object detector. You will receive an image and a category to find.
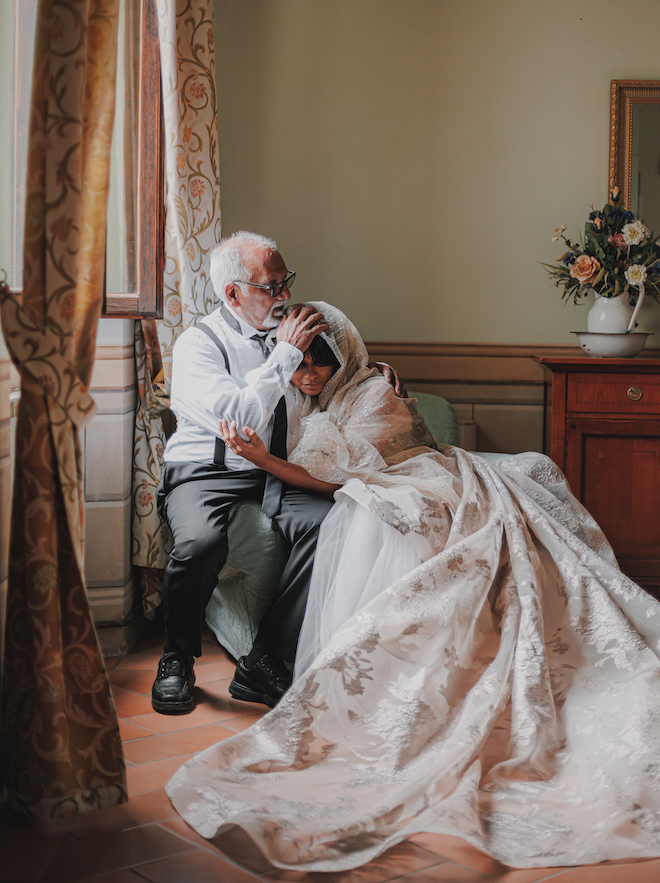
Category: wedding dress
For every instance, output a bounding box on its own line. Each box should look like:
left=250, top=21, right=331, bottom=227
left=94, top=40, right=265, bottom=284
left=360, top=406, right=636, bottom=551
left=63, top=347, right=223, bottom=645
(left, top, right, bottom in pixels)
left=167, top=303, right=660, bottom=871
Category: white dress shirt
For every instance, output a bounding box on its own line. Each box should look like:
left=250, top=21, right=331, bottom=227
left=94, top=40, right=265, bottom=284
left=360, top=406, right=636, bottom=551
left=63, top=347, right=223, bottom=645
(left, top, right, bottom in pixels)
left=164, top=303, right=303, bottom=468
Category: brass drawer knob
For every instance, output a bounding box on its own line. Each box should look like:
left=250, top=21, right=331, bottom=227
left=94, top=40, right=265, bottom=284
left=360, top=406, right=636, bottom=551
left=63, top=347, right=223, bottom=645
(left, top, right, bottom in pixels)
left=627, top=386, right=643, bottom=401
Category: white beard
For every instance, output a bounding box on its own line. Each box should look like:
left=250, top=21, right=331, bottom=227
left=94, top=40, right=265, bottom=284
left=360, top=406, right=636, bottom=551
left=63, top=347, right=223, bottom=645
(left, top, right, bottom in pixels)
left=260, top=302, right=286, bottom=329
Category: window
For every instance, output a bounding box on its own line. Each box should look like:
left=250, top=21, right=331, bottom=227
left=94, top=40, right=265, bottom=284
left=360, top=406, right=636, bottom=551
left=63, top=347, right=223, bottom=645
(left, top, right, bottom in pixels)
left=103, top=0, right=163, bottom=318
left=3, top=0, right=163, bottom=318
left=4, top=0, right=37, bottom=292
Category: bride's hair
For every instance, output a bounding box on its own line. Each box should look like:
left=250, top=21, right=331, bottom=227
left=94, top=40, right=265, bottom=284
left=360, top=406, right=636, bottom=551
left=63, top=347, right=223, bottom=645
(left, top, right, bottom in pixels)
left=307, top=335, right=340, bottom=374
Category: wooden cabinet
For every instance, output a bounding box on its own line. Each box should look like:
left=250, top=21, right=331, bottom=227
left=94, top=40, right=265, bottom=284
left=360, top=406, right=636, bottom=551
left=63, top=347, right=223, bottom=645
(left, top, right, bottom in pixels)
left=540, top=357, right=660, bottom=597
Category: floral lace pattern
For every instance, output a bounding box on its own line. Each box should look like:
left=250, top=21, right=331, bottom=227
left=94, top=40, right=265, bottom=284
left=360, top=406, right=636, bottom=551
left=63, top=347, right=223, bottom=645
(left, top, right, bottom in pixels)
left=167, top=304, right=660, bottom=870
left=168, top=443, right=660, bottom=870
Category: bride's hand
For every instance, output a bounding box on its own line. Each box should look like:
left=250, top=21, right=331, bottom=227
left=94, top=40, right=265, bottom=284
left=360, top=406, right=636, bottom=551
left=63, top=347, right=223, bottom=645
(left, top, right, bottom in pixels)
left=219, top=419, right=269, bottom=466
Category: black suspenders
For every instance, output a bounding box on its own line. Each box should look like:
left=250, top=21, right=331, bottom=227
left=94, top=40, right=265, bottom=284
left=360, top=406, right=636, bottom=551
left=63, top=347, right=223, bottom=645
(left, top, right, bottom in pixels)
left=195, top=323, right=230, bottom=469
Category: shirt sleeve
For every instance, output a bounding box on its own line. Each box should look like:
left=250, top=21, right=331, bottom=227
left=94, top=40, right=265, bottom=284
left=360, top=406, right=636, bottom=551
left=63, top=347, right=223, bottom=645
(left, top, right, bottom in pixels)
left=169, top=330, right=303, bottom=439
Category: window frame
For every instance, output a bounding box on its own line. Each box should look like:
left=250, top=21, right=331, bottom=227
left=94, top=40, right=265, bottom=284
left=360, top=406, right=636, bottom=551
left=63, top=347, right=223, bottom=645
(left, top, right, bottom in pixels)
left=102, top=0, right=163, bottom=319
left=8, top=0, right=163, bottom=318
left=9, top=0, right=36, bottom=292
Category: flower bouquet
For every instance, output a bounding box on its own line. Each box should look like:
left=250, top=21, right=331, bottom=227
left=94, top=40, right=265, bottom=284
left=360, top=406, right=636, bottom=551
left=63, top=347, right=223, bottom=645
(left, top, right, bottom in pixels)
left=542, top=189, right=660, bottom=333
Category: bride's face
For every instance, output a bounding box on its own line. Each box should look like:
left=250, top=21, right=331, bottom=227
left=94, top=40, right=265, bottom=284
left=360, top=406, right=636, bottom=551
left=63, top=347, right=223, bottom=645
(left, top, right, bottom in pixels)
left=292, top=351, right=335, bottom=397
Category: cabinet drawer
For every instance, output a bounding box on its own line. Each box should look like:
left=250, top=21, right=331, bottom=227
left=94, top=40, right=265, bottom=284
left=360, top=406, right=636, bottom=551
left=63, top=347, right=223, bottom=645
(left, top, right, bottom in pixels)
left=567, top=372, right=660, bottom=414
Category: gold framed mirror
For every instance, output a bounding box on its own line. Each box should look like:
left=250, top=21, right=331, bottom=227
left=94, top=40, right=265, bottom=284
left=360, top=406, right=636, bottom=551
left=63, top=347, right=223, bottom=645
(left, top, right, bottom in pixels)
left=609, top=79, right=660, bottom=232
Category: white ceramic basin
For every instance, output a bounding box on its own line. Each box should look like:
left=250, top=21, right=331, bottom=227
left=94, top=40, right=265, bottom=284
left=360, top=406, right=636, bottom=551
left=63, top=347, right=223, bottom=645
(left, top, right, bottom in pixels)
left=573, top=332, right=652, bottom=358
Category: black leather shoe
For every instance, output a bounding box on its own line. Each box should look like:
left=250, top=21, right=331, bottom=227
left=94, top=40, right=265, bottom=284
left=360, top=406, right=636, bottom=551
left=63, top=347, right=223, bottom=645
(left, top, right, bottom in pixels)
left=151, top=652, right=195, bottom=713
left=229, top=655, right=292, bottom=708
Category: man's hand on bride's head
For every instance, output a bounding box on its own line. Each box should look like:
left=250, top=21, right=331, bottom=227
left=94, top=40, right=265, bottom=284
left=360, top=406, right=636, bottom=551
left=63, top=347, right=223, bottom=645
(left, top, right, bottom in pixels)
left=219, top=419, right=268, bottom=466
left=276, top=304, right=328, bottom=353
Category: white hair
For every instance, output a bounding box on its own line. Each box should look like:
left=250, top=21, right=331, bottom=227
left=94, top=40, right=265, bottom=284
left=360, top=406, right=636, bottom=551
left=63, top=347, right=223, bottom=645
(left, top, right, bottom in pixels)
left=209, top=231, right=278, bottom=303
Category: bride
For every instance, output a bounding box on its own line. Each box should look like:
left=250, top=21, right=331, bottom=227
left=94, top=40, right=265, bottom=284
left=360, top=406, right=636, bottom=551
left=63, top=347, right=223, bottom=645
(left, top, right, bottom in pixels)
left=166, top=302, right=660, bottom=872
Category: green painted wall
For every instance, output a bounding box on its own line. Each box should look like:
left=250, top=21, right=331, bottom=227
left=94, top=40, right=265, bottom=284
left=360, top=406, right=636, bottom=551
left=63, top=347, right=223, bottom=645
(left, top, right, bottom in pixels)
left=213, top=0, right=660, bottom=343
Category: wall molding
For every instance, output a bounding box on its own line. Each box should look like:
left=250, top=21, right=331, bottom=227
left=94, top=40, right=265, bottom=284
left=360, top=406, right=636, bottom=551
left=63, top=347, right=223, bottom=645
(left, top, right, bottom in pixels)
left=90, top=343, right=135, bottom=391
left=94, top=344, right=135, bottom=361
left=365, top=341, right=660, bottom=385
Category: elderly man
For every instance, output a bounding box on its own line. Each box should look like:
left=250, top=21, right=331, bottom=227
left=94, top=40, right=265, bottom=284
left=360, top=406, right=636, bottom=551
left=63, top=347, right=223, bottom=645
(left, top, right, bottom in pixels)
left=153, top=231, right=403, bottom=714
left=152, top=231, right=334, bottom=713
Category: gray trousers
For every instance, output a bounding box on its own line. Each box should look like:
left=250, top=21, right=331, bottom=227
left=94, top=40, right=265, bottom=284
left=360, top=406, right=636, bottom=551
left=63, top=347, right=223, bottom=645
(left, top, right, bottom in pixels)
left=157, top=462, right=333, bottom=661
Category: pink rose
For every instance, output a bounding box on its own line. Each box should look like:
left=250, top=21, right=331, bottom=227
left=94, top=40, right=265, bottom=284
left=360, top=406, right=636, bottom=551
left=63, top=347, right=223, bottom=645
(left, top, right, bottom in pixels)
left=608, top=233, right=626, bottom=249
left=569, top=254, right=600, bottom=285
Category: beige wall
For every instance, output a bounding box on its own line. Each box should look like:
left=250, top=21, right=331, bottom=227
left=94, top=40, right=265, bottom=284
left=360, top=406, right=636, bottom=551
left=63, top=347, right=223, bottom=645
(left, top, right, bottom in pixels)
left=84, top=319, right=138, bottom=655
left=214, top=0, right=660, bottom=344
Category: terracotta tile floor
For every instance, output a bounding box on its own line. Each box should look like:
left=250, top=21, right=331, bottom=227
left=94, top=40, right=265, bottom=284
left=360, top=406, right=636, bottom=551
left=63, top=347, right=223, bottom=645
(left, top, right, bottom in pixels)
left=2, top=623, right=660, bottom=883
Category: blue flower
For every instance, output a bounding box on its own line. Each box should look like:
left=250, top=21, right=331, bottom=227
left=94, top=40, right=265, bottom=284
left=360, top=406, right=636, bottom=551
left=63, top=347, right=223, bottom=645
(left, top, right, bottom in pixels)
left=610, top=206, right=634, bottom=222
left=562, top=252, right=575, bottom=266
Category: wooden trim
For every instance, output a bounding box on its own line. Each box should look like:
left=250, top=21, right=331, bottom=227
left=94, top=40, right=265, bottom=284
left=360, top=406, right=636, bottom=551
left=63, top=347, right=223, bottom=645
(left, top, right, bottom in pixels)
left=366, top=342, right=582, bottom=359
left=549, top=371, right=567, bottom=470
left=103, top=0, right=163, bottom=318
left=366, top=340, right=660, bottom=386
left=540, top=356, right=660, bottom=374
left=367, top=341, right=660, bottom=359
left=620, top=560, right=660, bottom=582
left=104, top=293, right=140, bottom=316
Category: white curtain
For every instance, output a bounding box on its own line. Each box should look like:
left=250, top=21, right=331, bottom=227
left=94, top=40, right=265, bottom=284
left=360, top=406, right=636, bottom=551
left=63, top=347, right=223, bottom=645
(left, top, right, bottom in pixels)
left=132, top=0, right=221, bottom=614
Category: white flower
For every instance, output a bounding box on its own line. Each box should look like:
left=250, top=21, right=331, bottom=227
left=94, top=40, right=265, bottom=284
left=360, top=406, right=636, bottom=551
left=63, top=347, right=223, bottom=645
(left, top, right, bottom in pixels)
left=552, top=224, right=567, bottom=243
left=622, top=220, right=649, bottom=246
left=624, top=264, right=647, bottom=288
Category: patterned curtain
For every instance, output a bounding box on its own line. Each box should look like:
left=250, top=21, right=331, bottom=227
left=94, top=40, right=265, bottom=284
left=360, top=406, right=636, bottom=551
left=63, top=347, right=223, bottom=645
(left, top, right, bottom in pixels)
left=132, top=0, right=221, bottom=615
left=0, top=0, right=126, bottom=817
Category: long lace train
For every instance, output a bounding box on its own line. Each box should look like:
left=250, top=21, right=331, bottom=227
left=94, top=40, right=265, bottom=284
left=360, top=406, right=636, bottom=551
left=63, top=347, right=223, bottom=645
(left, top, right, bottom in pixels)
left=166, top=447, right=660, bottom=871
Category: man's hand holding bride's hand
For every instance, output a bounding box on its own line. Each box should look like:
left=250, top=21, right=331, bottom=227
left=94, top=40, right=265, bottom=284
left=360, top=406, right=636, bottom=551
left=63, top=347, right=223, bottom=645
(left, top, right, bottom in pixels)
left=276, top=305, right=328, bottom=353
left=219, top=419, right=268, bottom=467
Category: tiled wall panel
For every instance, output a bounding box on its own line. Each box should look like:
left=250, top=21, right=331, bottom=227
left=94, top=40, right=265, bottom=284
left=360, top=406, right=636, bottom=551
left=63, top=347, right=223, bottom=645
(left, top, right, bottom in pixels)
left=84, top=400, right=134, bottom=502
left=85, top=334, right=138, bottom=656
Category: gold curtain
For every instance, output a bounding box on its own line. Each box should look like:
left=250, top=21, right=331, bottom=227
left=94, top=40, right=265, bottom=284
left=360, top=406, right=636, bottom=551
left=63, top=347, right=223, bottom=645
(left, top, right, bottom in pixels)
left=132, top=0, right=221, bottom=615
left=0, top=0, right=126, bottom=817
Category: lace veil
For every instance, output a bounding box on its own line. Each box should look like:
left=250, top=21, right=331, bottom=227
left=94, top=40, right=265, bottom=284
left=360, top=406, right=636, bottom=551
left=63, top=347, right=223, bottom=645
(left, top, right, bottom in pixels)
left=287, top=301, right=436, bottom=484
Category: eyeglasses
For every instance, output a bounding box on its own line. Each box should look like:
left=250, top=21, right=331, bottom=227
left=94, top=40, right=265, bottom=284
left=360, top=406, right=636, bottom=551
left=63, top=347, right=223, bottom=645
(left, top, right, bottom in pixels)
left=233, top=270, right=296, bottom=299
